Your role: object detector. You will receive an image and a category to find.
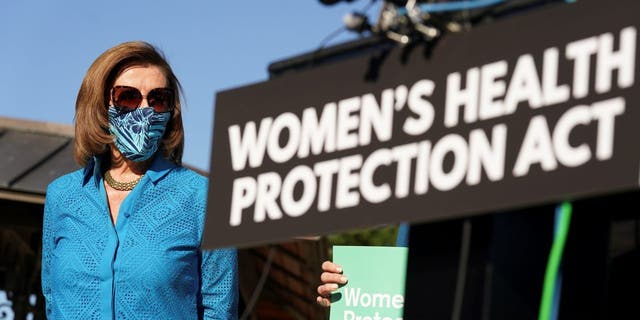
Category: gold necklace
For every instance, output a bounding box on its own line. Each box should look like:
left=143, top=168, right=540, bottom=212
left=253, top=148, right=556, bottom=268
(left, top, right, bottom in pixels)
left=104, top=170, right=142, bottom=191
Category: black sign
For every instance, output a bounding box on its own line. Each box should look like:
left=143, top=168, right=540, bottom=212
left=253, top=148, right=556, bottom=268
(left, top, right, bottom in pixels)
left=204, top=0, right=640, bottom=249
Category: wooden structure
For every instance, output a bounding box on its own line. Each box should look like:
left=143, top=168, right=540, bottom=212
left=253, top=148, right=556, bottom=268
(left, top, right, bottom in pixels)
left=0, top=117, right=76, bottom=319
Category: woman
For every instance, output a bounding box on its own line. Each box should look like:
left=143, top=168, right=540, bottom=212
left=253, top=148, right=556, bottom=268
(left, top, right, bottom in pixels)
left=41, top=41, right=238, bottom=319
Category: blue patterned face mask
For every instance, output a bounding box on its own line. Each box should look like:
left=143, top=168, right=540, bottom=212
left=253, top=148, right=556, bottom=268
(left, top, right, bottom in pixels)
left=108, top=106, right=171, bottom=162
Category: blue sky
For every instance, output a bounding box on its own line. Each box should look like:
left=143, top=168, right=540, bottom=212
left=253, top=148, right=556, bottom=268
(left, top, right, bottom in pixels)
left=0, top=0, right=379, bottom=171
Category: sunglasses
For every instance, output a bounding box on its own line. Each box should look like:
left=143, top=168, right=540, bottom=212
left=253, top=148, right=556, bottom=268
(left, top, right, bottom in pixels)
left=111, top=85, right=175, bottom=113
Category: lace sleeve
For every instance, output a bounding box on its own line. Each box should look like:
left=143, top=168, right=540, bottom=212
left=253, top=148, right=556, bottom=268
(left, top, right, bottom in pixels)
left=41, top=185, right=58, bottom=318
left=198, top=247, right=239, bottom=320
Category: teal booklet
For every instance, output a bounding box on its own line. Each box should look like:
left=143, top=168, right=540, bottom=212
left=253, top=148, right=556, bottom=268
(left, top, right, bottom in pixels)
left=329, top=245, right=408, bottom=320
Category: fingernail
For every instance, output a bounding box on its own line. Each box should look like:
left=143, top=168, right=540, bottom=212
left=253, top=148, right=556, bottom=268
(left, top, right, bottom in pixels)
left=336, top=265, right=343, bottom=273
left=340, top=276, right=348, bottom=283
left=329, top=283, right=339, bottom=290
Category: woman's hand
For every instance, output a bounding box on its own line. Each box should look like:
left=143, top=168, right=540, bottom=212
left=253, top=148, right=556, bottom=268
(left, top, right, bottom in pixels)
left=316, top=260, right=348, bottom=307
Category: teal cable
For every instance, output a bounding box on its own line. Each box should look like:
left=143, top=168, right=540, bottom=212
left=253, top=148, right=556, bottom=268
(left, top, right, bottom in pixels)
left=550, top=205, right=565, bottom=320
left=538, top=202, right=572, bottom=320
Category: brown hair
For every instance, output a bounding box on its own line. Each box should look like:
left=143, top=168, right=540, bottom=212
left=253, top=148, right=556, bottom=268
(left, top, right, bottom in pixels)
left=74, top=41, right=184, bottom=166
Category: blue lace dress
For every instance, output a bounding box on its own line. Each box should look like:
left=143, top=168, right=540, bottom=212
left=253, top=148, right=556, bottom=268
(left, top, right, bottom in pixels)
left=41, top=156, right=238, bottom=319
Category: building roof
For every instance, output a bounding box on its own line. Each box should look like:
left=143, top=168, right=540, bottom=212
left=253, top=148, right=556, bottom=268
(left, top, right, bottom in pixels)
left=0, top=117, right=78, bottom=204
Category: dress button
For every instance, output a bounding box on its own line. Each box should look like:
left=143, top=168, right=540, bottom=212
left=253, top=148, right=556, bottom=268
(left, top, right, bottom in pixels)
left=124, top=211, right=131, bottom=218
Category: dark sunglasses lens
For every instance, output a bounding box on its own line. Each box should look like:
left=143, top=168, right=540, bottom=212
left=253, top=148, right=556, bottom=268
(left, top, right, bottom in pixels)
left=147, top=88, right=174, bottom=112
left=113, top=86, right=142, bottom=110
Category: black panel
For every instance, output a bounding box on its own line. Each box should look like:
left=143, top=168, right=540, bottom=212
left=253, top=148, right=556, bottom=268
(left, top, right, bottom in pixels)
left=0, top=131, right=68, bottom=189
left=13, top=140, right=78, bottom=194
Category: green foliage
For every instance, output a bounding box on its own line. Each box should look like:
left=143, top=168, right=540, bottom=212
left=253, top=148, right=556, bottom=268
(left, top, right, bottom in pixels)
left=328, top=225, right=399, bottom=247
